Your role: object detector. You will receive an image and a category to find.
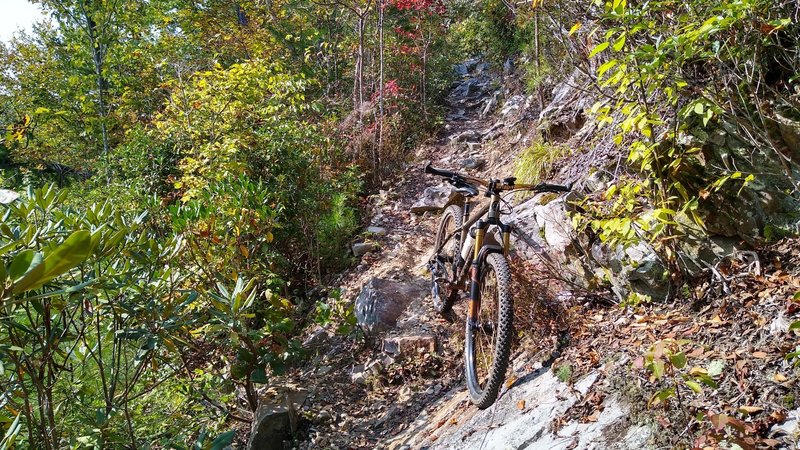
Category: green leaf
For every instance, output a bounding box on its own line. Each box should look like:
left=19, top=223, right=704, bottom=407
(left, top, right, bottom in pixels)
left=613, top=34, right=626, bottom=51
left=694, top=102, right=704, bottom=115
left=13, top=230, right=94, bottom=294
left=598, top=60, right=618, bottom=77
left=24, top=279, right=97, bottom=300
left=685, top=380, right=703, bottom=393
left=669, top=352, right=687, bottom=369
left=0, top=413, right=21, bottom=449
left=569, top=22, right=582, bottom=36
left=790, top=320, right=800, bottom=331
left=650, top=360, right=665, bottom=379
left=696, top=374, right=718, bottom=388
left=589, top=42, right=610, bottom=58
left=648, top=387, right=674, bottom=407
left=251, top=367, right=269, bottom=384
left=210, top=431, right=236, bottom=450
left=8, top=250, right=41, bottom=280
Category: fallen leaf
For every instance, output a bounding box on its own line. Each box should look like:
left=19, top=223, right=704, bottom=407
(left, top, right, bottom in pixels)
left=688, top=347, right=705, bottom=358
left=689, top=366, right=708, bottom=376
left=449, top=417, right=458, bottom=425
left=505, top=374, right=519, bottom=389
left=752, top=351, right=769, bottom=358
left=770, top=410, right=787, bottom=423
left=737, top=406, right=764, bottom=414
left=710, top=413, right=729, bottom=431
left=517, top=400, right=526, bottom=410
left=773, top=373, right=788, bottom=382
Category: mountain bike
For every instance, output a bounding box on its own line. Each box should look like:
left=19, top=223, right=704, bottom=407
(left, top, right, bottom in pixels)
left=424, top=162, right=570, bottom=409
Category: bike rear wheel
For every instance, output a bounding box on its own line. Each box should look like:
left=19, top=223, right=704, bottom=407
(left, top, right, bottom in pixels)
left=430, top=204, right=463, bottom=314
left=464, top=252, right=513, bottom=409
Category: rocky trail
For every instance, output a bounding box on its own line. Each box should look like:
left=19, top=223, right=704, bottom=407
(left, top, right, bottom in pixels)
left=246, top=59, right=800, bottom=450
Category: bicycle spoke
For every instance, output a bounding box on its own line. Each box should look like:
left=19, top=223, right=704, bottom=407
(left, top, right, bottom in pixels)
left=474, top=265, right=499, bottom=389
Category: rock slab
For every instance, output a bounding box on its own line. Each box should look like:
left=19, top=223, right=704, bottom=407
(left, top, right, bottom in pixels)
left=355, top=278, right=427, bottom=334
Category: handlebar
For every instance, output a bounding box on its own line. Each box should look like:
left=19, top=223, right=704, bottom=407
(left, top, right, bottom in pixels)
left=423, top=162, right=456, bottom=179
left=423, top=162, right=571, bottom=194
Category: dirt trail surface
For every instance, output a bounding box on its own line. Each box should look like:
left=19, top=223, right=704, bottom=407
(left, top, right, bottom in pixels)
left=269, top=60, right=800, bottom=450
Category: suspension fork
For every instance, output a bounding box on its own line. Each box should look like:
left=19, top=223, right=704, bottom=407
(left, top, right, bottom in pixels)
left=501, top=223, right=512, bottom=257
left=468, top=219, right=488, bottom=321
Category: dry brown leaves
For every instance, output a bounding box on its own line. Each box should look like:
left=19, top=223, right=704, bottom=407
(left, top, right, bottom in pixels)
left=538, top=238, right=800, bottom=449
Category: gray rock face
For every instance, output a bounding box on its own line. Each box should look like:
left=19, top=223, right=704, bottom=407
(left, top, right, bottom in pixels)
left=501, top=94, right=525, bottom=117
left=302, top=327, right=331, bottom=350
left=583, top=171, right=611, bottom=193
left=481, top=93, right=498, bottom=118
left=770, top=406, right=800, bottom=448
left=776, top=113, right=800, bottom=158
left=450, top=129, right=481, bottom=143
left=355, top=278, right=427, bottom=334
left=607, top=242, right=668, bottom=301
left=532, top=197, right=574, bottom=253
left=507, top=194, right=674, bottom=302
left=503, top=57, right=515, bottom=76
left=451, top=78, right=487, bottom=99
left=387, top=371, right=653, bottom=450
left=410, top=185, right=459, bottom=214
left=247, top=388, right=307, bottom=450
left=352, top=241, right=378, bottom=257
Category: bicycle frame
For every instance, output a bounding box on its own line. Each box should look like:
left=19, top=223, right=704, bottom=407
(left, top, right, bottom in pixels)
left=432, top=190, right=512, bottom=321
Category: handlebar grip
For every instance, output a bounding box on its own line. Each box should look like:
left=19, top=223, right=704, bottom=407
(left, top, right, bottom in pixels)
left=535, top=183, right=571, bottom=193
left=424, top=162, right=456, bottom=179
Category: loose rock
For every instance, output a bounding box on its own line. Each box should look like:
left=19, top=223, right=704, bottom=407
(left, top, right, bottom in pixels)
left=382, top=335, right=437, bottom=356
left=354, top=278, right=427, bottom=334
left=410, top=185, right=459, bottom=214
left=353, top=241, right=378, bottom=257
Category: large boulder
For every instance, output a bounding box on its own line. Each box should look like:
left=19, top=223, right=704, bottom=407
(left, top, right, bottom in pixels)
left=410, top=185, right=460, bottom=214
left=507, top=194, right=577, bottom=257
left=247, top=387, right=308, bottom=450
left=355, top=278, right=427, bottom=334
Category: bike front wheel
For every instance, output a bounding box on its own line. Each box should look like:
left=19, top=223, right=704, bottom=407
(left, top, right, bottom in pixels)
left=464, top=252, right=513, bottom=409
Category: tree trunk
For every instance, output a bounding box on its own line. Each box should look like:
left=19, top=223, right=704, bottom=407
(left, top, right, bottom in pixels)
left=534, top=7, right=544, bottom=111
left=377, top=0, right=384, bottom=175
left=82, top=4, right=111, bottom=184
